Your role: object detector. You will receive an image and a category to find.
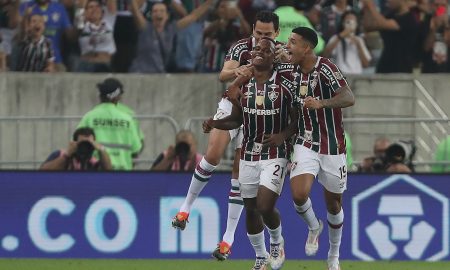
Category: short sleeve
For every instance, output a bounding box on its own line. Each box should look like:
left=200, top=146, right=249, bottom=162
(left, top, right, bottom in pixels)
left=224, top=40, right=247, bottom=62
left=319, top=59, right=348, bottom=92
left=44, top=150, right=63, bottom=163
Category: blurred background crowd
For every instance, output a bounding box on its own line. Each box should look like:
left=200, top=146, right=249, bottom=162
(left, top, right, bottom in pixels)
left=0, top=0, right=449, bottom=74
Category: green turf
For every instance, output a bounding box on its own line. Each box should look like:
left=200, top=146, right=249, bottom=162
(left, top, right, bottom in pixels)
left=0, top=259, right=449, bottom=270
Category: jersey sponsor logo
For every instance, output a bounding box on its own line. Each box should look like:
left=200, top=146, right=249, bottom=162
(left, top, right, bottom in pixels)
left=232, top=43, right=247, bottom=58
left=93, top=118, right=130, bottom=128
left=320, top=65, right=337, bottom=86
left=243, top=107, right=280, bottom=115
left=277, top=63, right=294, bottom=71
left=281, top=78, right=294, bottom=91
left=352, top=175, right=449, bottom=261
left=268, top=90, right=279, bottom=102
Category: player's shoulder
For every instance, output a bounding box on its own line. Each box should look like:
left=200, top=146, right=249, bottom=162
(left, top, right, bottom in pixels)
left=230, top=37, right=252, bottom=51
left=318, top=57, right=339, bottom=75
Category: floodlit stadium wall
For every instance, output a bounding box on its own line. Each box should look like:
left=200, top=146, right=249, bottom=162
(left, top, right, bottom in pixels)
left=0, top=172, right=448, bottom=260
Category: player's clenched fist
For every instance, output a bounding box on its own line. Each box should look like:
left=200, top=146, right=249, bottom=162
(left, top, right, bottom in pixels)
left=303, top=96, right=323, bottom=110
left=202, top=118, right=215, bottom=133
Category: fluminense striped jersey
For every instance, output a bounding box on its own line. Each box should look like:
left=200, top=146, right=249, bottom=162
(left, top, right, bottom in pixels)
left=16, top=36, right=54, bottom=72
left=240, top=68, right=295, bottom=161
left=291, top=57, right=348, bottom=155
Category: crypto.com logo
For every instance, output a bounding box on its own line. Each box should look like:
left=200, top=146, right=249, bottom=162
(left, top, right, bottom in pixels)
left=352, top=175, right=449, bottom=261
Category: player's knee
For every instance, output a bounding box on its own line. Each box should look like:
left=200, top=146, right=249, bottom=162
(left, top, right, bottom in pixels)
left=292, top=191, right=309, bottom=206
left=203, top=154, right=220, bottom=166
left=326, top=201, right=342, bottom=215
left=245, top=206, right=259, bottom=219
left=256, top=201, right=275, bottom=217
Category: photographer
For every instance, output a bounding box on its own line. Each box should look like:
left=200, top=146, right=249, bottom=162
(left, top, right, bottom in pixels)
left=384, top=140, right=415, bottom=173
left=151, top=130, right=202, bottom=171
left=358, top=137, right=391, bottom=172
left=40, top=127, right=112, bottom=170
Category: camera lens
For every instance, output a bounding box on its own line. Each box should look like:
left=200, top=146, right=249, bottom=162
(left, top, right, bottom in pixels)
left=75, top=141, right=95, bottom=161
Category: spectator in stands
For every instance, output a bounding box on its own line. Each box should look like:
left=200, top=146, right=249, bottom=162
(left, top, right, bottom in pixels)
left=421, top=0, right=450, bottom=72
left=74, top=0, right=117, bottom=72
left=432, top=135, right=450, bottom=172
left=129, top=0, right=213, bottom=73
left=202, top=0, right=251, bottom=72
left=358, top=137, right=390, bottom=172
left=319, top=0, right=353, bottom=42
left=110, top=0, right=142, bottom=72
left=322, top=10, right=371, bottom=74
left=361, top=0, right=419, bottom=73
left=175, top=0, right=208, bottom=72
left=40, top=127, right=112, bottom=171
left=151, top=130, right=203, bottom=171
left=274, top=0, right=325, bottom=53
left=12, top=13, right=54, bottom=72
left=19, top=0, right=75, bottom=71
left=77, top=77, right=143, bottom=170
left=0, top=0, right=20, bottom=71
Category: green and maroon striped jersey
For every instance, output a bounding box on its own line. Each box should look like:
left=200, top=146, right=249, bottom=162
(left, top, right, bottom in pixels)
left=291, top=57, right=348, bottom=155
left=240, top=68, right=295, bottom=161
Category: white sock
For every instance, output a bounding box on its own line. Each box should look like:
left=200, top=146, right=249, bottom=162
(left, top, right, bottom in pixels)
left=294, top=198, right=320, bottom=230
left=222, top=179, right=244, bottom=246
left=327, top=208, right=344, bottom=265
left=267, top=224, right=282, bottom=244
left=248, top=230, right=267, bottom=258
left=180, top=158, right=216, bottom=213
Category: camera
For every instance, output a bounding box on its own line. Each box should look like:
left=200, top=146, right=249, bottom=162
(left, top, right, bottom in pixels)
left=175, top=141, right=190, bottom=161
left=74, top=140, right=95, bottom=164
left=384, top=140, right=416, bottom=171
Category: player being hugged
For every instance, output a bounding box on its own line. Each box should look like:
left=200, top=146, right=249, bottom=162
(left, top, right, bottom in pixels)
left=203, top=37, right=298, bottom=270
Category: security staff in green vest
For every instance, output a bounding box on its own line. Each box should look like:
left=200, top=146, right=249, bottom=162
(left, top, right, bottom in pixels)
left=78, top=78, right=143, bottom=170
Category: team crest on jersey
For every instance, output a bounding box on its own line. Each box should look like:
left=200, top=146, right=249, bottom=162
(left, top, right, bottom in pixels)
left=52, top=12, right=60, bottom=22
left=268, top=90, right=279, bottom=102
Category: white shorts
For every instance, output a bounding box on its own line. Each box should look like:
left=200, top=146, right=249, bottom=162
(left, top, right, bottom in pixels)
left=290, top=145, right=347, bottom=194
left=238, top=158, right=288, bottom=198
left=213, top=98, right=243, bottom=150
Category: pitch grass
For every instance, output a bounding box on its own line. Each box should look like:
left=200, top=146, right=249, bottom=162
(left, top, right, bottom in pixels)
left=0, top=259, right=449, bottom=270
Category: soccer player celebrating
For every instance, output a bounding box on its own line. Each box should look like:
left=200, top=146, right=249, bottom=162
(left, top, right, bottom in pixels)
left=203, top=37, right=298, bottom=270
left=286, top=27, right=355, bottom=270
left=171, top=11, right=286, bottom=261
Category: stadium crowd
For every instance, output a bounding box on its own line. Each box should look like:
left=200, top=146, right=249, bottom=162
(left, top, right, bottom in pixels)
left=0, top=0, right=449, bottom=73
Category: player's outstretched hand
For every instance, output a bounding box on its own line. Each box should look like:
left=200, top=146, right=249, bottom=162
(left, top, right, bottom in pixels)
left=303, top=96, right=323, bottom=110
left=202, top=118, right=215, bottom=133
left=262, top=134, right=285, bottom=147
